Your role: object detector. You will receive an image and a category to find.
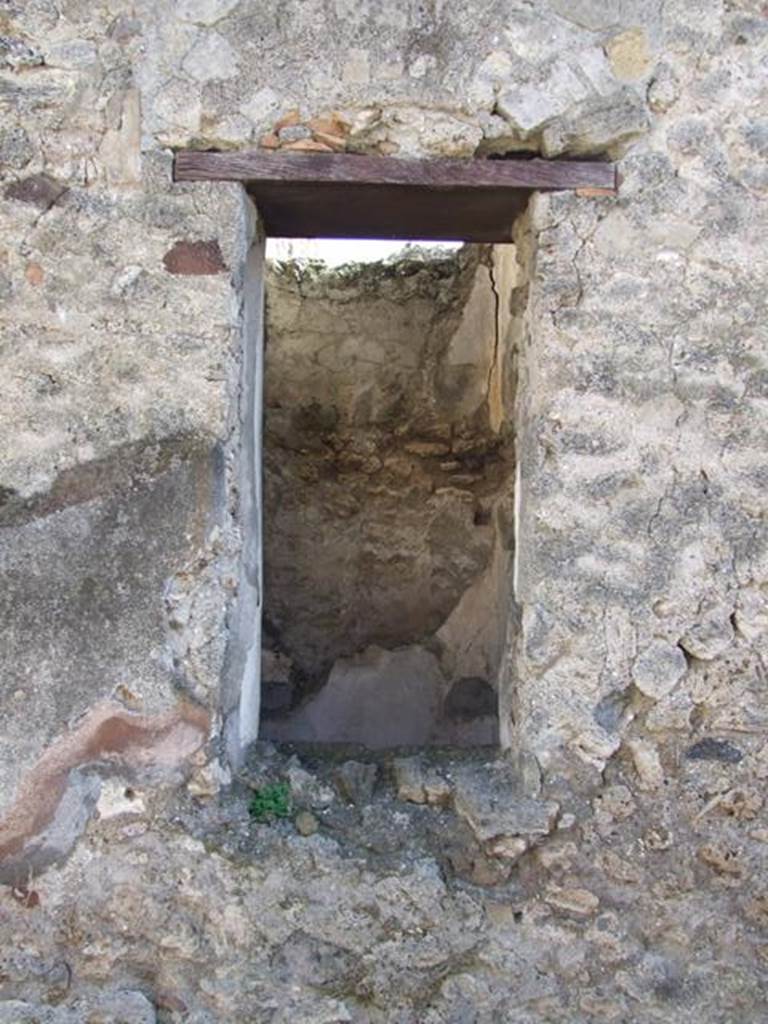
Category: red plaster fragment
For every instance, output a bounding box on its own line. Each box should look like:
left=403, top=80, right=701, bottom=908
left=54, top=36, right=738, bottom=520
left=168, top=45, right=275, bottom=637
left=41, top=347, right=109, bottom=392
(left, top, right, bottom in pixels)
left=25, top=262, right=44, bottom=285
left=0, top=700, right=210, bottom=867
left=163, top=239, right=227, bottom=276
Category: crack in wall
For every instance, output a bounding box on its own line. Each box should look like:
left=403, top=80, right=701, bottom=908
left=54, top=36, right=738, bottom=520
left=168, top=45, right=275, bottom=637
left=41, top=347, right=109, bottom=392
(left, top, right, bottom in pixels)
left=485, top=252, right=502, bottom=433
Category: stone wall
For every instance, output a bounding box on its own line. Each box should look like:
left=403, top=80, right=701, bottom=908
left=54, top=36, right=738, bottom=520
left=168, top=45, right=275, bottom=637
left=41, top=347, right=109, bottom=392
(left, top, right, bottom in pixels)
left=1, top=0, right=767, bottom=1019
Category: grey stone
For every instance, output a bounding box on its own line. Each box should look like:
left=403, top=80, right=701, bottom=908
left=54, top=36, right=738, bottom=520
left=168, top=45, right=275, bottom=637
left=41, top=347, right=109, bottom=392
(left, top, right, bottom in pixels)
left=541, top=88, right=651, bottom=156
left=175, top=0, right=240, bottom=24
left=632, top=641, right=688, bottom=700
left=647, top=63, right=680, bottom=112
left=593, top=689, right=632, bottom=731
left=0, top=37, right=43, bottom=68
left=332, top=761, right=378, bottom=806
left=44, top=40, right=98, bottom=69
left=0, top=126, right=33, bottom=170
left=686, top=738, right=743, bottom=764
left=679, top=615, right=734, bottom=661
left=278, top=124, right=312, bottom=143
left=393, top=756, right=452, bottom=805
left=181, top=31, right=239, bottom=82
left=452, top=763, right=559, bottom=852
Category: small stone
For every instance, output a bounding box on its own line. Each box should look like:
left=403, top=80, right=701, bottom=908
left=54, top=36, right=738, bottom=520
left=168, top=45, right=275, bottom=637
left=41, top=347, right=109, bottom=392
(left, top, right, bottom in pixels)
left=308, top=114, right=350, bottom=138
left=604, top=27, right=651, bottom=81
left=285, top=758, right=335, bottom=808
left=686, top=738, right=743, bottom=764
left=0, top=37, right=43, bottom=68
left=24, top=262, right=44, bottom=286
left=632, top=640, right=687, bottom=700
left=108, top=14, right=143, bottom=42
left=626, top=738, right=664, bottom=790
left=393, top=756, right=451, bottom=805
left=175, top=0, right=240, bottom=25
left=487, top=836, right=527, bottom=860
left=452, top=763, right=559, bottom=846
left=538, top=841, right=578, bottom=871
left=187, top=763, right=222, bottom=798
left=594, top=784, right=636, bottom=821
left=312, top=130, right=347, bottom=151
left=295, top=810, right=319, bottom=836
left=679, top=615, right=734, bottom=661
left=393, top=756, right=427, bottom=803
left=647, top=63, right=680, bottom=113
left=423, top=774, right=452, bottom=806
left=110, top=265, right=143, bottom=298
left=734, top=586, right=768, bottom=641
left=182, top=31, right=238, bottom=82
left=575, top=186, right=616, bottom=197
left=45, top=39, right=98, bottom=69
left=599, top=849, right=642, bottom=883
left=260, top=132, right=281, bottom=149
left=274, top=109, right=301, bottom=132
left=0, top=126, right=33, bottom=171
left=278, top=124, right=312, bottom=143
left=541, top=88, right=650, bottom=158
left=95, top=780, right=146, bottom=819
left=545, top=886, right=600, bottom=916
left=5, top=174, right=67, bottom=211
left=644, top=825, right=672, bottom=851
left=342, top=48, right=370, bottom=85
left=593, top=688, right=631, bottom=731
left=282, top=139, right=334, bottom=152
left=333, top=761, right=378, bottom=806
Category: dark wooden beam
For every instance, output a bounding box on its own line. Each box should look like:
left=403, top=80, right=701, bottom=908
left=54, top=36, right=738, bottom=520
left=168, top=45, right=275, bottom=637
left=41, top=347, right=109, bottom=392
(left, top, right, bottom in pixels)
left=173, top=150, right=616, bottom=242
left=174, top=149, right=616, bottom=192
left=245, top=182, right=530, bottom=242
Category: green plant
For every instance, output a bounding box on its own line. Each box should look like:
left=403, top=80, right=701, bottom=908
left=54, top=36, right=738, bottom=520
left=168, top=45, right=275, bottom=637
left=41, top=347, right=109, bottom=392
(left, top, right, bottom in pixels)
left=248, top=781, right=292, bottom=822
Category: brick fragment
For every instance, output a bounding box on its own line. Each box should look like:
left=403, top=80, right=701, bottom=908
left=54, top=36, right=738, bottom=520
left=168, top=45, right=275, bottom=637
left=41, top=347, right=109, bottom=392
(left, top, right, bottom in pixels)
left=312, top=130, right=346, bottom=151
left=308, top=113, right=350, bottom=137
left=274, top=108, right=301, bottom=132
left=575, top=187, right=616, bottom=197
left=282, top=139, right=334, bottom=153
left=163, top=240, right=227, bottom=276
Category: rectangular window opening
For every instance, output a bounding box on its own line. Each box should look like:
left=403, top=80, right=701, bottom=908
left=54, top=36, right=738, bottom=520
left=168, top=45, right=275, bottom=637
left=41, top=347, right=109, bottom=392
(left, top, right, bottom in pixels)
left=258, top=236, right=520, bottom=751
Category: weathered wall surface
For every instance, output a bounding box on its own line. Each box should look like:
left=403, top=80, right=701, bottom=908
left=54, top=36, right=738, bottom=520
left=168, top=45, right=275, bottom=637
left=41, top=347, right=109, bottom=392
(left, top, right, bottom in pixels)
left=260, top=248, right=516, bottom=745
left=1, top=0, right=767, bottom=1019
left=0, top=2, right=264, bottom=859
left=512, top=5, right=768, bottom=784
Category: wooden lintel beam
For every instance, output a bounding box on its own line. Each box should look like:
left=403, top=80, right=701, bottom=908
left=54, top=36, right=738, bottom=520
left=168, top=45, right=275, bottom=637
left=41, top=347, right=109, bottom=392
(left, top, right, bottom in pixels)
left=174, top=150, right=617, bottom=193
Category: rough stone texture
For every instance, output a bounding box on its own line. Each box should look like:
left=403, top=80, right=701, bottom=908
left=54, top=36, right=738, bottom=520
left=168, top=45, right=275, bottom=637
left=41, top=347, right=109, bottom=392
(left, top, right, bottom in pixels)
left=1, top=0, right=767, bottom=1018
left=1, top=743, right=767, bottom=1022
